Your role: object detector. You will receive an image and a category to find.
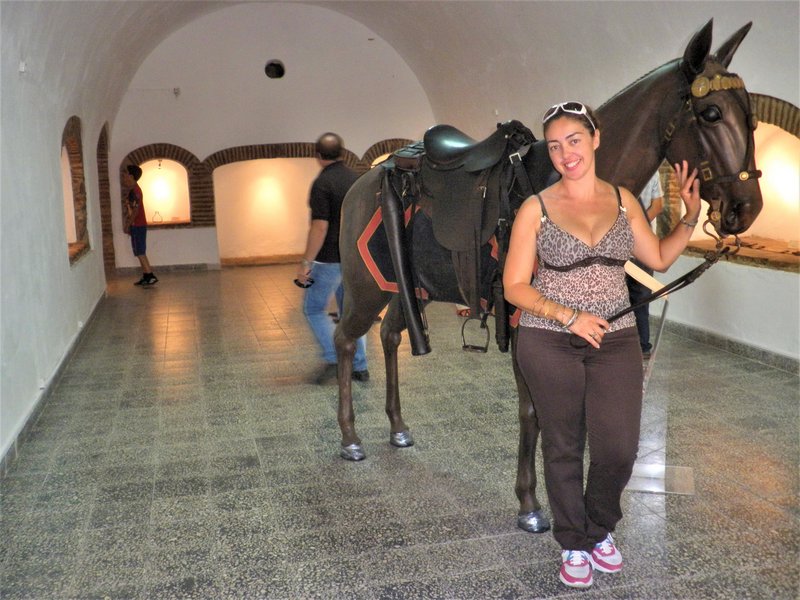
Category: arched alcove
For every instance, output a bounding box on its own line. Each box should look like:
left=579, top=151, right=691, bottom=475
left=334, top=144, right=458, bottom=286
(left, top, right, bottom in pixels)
left=112, top=139, right=415, bottom=268
left=121, top=144, right=213, bottom=228
left=138, top=159, right=192, bottom=225
left=206, top=140, right=414, bottom=264
left=62, top=116, right=90, bottom=263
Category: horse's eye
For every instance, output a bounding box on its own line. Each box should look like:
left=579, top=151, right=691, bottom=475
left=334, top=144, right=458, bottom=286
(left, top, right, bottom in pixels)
left=699, top=105, right=722, bottom=123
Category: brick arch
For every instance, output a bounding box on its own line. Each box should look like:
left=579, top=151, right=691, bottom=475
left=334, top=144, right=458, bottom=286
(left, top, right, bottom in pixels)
left=204, top=139, right=415, bottom=177
left=119, top=139, right=420, bottom=231
left=204, top=143, right=318, bottom=170
left=751, top=93, right=800, bottom=138
left=121, top=143, right=214, bottom=227
left=96, top=124, right=115, bottom=273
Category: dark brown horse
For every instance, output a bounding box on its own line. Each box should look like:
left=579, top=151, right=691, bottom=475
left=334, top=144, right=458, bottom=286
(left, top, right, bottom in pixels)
left=332, top=20, right=763, bottom=530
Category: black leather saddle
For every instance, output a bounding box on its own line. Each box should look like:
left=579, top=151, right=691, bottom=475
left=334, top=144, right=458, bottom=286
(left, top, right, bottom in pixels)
left=424, top=124, right=513, bottom=172
left=377, top=120, right=538, bottom=353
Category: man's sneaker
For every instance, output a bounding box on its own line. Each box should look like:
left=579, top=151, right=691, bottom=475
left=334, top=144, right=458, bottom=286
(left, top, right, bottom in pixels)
left=142, top=273, right=158, bottom=285
left=352, top=369, right=370, bottom=382
left=134, top=275, right=148, bottom=286
left=591, top=533, right=623, bottom=573
left=560, top=550, right=593, bottom=588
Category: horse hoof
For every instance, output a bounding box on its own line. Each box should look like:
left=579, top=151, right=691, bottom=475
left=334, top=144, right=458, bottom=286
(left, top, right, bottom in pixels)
left=340, top=443, right=366, bottom=461
left=389, top=430, right=414, bottom=448
left=517, top=510, right=551, bottom=533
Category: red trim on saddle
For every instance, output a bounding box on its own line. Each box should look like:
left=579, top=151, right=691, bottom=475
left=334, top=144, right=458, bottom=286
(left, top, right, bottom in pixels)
left=489, top=235, right=499, bottom=261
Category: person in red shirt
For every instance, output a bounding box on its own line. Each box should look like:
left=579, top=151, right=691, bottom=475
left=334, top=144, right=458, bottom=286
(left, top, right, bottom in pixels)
left=122, top=164, right=158, bottom=286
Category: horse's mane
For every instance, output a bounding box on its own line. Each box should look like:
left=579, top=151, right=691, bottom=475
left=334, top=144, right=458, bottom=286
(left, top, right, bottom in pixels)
left=598, top=58, right=681, bottom=110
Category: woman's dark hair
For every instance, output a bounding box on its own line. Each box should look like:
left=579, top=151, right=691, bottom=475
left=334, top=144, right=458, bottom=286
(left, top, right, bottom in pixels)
left=126, top=164, right=143, bottom=181
left=542, top=103, right=600, bottom=137
left=315, top=133, right=344, bottom=160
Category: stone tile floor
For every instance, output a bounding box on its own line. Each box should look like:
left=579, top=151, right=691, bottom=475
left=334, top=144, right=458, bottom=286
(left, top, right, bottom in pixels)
left=1, top=264, right=797, bottom=599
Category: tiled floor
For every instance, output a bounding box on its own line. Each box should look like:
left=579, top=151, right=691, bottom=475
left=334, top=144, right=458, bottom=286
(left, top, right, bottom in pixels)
left=1, top=264, right=798, bottom=599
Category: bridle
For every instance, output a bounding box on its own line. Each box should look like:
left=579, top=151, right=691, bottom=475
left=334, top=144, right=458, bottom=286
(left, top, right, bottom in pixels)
left=660, top=66, right=761, bottom=247
left=576, top=67, right=765, bottom=338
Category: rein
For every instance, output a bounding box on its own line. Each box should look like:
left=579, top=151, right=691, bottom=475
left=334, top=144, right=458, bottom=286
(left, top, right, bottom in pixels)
left=606, top=237, right=738, bottom=324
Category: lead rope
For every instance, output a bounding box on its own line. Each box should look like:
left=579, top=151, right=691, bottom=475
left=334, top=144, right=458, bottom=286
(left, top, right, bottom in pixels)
left=606, top=236, right=738, bottom=324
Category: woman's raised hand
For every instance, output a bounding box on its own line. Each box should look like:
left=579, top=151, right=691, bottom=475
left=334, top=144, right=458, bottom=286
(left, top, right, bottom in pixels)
left=674, top=160, right=702, bottom=222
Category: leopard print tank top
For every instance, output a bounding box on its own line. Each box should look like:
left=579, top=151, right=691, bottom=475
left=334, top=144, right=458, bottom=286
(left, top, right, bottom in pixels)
left=519, top=188, right=636, bottom=333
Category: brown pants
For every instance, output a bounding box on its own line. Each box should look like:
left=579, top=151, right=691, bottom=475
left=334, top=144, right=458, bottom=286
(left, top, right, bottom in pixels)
left=516, top=326, right=643, bottom=551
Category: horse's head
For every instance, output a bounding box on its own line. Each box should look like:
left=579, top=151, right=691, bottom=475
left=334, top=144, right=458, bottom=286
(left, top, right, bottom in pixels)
left=667, top=20, right=763, bottom=236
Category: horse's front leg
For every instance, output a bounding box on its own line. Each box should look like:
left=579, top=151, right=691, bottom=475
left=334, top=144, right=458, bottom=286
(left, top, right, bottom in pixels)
left=381, top=296, right=413, bottom=447
left=335, top=322, right=364, bottom=461
left=511, top=329, right=550, bottom=533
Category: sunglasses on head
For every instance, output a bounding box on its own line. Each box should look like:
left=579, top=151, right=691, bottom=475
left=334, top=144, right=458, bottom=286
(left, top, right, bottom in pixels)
left=542, top=102, right=596, bottom=132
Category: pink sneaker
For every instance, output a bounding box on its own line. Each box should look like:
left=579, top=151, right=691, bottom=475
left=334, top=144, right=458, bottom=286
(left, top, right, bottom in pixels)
left=560, top=550, right=593, bottom=588
left=591, top=533, right=623, bottom=573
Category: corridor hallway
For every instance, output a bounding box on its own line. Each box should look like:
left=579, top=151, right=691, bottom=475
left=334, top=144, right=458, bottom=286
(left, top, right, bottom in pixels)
left=1, top=264, right=797, bottom=599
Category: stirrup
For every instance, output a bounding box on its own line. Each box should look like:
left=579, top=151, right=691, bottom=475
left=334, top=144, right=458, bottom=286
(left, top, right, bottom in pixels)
left=461, top=315, right=490, bottom=353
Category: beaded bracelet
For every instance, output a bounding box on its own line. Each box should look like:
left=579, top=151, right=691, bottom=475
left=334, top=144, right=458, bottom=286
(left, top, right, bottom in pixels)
left=680, top=217, right=698, bottom=228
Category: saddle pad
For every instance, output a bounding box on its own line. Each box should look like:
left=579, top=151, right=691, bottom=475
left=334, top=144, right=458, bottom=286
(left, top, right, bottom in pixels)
left=356, top=205, right=499, bottom=305
left=356, top=205, right=428, bottom=299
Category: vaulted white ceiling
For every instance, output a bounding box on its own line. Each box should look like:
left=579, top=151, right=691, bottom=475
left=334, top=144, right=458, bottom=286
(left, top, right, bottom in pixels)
left=3, top=1, right=797, bottom=138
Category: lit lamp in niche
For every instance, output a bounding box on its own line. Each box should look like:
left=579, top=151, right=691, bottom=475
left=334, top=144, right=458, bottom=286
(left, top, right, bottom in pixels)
left=139, top=158, right=192, bottom=225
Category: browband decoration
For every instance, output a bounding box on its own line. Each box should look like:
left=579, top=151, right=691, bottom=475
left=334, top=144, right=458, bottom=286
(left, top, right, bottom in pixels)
left=691, top=74, right=745, bottom=98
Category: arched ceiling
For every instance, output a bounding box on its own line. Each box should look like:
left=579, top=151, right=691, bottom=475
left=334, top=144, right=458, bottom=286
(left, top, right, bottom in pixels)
left=2, top=1, right=797, bottom=138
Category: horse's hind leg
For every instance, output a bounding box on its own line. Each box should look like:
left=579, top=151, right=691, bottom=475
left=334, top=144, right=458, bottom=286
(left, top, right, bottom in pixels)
left=381, top=296, right=413, bottom=447
left=334, top=286, right=387, bottom=461
left=511, top=329, right=550, bottom=533
left=334, top=319, right=364, bottom=460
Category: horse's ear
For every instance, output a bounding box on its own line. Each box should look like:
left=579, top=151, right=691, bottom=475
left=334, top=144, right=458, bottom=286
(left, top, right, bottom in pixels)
left=681, top=19, right=714, bottom=78
left=714, top=22, right=752, bottom=68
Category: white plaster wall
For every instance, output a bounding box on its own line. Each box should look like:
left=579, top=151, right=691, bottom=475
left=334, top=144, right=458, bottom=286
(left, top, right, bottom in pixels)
left=2, top=3, right=110, bottom=454
left=657, top=256, right=799, bottom=360
left=110, top=2, right=435, bottom=269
